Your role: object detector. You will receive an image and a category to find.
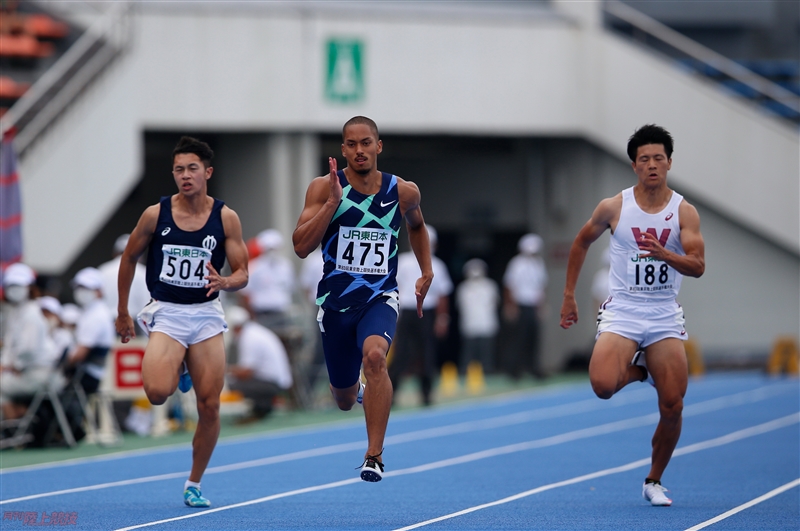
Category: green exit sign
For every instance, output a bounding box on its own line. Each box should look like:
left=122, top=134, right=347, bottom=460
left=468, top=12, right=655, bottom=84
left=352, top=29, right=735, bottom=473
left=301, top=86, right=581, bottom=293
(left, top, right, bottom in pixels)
left=325, top=38, right=365, bottom=103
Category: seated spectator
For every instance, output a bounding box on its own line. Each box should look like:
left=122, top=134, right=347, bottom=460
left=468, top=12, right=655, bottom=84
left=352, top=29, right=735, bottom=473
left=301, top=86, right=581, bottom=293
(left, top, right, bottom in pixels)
left=38, top=295, right=75, bottom=362
left=225, top=306, right=293, bottom=424
left=65, top=267, right=114, bottom=396
left=0, top=263, right=60, bottom=420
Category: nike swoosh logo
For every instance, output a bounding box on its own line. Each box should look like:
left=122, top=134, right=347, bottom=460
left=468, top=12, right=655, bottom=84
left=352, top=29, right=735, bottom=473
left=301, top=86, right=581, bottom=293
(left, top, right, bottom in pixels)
left=380, top=200, right=397, bottom=208
left=384, top=331, right=392, bottom=340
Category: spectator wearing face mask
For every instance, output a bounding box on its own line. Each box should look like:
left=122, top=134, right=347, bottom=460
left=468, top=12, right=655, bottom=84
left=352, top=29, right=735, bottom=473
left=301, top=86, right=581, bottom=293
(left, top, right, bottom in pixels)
left=456, top=259, right=500, bottom=375
left=0, top=263, right=60, bottom=420
left=66, top=267, right=115, bottom=395
left=38, top=296, right=75, bottom=362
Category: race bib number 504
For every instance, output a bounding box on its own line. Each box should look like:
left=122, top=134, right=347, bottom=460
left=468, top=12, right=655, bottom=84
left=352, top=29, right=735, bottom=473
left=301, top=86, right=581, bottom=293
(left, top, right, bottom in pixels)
left=160, top=245, right=211, bottom=288
left=336, top=226, right=391, bottom=275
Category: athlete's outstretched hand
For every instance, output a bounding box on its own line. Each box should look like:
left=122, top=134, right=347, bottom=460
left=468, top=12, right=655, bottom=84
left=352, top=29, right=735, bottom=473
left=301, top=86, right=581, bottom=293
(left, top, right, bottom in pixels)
left=116, top=313, right=136, bottom=343
left=327, top=157, right=343, bottom=205
left=414, top=275, right=432, bottom=318
left=205, top=261, right=226, bottom=296
left=560, top=295, right=578, bottom=329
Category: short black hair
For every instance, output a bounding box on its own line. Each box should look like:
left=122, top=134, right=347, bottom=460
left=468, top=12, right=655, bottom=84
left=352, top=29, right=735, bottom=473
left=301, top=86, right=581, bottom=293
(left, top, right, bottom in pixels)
left=342, top=116, right=379, bottom=140
left=626, top=124, right=674, bottom=161
left=173, top=136, right=214, bottom=167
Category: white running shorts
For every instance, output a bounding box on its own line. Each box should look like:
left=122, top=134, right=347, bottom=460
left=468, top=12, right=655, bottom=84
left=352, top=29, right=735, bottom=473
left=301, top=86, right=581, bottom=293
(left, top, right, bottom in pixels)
left=595, top=297, right=687, bottom=348
left=137, top=299, right=227, bottom=348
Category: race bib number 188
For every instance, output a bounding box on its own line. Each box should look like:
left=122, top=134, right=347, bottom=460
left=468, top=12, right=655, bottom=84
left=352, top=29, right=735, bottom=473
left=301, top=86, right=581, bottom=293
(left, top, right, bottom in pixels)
left=626, top=252, right=674, bottom=293
left=336, top=226, right=391, bottom=275
left=159, top=245, right=211, bottom=288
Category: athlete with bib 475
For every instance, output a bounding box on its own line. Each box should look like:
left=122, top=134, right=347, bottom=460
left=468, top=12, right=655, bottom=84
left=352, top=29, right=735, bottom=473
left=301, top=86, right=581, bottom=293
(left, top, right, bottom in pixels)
left=115, top=137, right=249, bottom=508
left=559, top=125, right=705, bottom=506
left=293, top=116, right=434, bottom=482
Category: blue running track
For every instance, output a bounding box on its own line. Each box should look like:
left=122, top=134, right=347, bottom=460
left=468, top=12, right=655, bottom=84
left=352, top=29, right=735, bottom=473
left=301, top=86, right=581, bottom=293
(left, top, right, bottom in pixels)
left=1, top=372, right=798, bottom=530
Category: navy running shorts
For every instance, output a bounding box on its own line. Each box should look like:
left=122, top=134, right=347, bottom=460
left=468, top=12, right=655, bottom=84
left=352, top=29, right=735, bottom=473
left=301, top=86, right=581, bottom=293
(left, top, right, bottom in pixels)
left=317, top=292, right=399, bottom=389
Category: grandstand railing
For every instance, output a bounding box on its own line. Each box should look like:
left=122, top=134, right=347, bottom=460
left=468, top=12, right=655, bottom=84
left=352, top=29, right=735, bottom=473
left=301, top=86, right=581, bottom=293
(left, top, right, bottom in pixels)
left=0, top=2, right=132, bottom=155
left=603, top=0, right=799, bottom=120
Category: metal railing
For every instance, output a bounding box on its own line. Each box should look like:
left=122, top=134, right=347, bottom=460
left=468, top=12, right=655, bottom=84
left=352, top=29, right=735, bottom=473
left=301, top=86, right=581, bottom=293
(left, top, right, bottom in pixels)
left=603, top=0, right=799, bottom=116
left=0, top=2, right=132, bottom=155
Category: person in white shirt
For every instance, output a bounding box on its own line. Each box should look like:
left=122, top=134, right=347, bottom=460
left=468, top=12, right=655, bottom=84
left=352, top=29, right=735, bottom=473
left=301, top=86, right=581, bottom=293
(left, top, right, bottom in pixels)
left=225, top=306, right=293, bottom=422
left=67, top=267, right=115, bottom=395
left=38, top=296, right=75, bottom=363
left=0, top=263, right=60, bottom=420
left=242, top=229, right=296, bottom=334
left=389, top=225, right=452, bottom=406
left=298, top=247, right=326, bottom=388
left=99, top=234, right=149, bottom=333
left=456, top=259, right=499, bottom=374
left=502, top=233, right=548, bottom=379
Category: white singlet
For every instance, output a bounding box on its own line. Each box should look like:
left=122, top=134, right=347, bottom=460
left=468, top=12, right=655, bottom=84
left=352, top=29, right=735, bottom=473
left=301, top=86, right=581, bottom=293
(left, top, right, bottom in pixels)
left=608, top=187, right=685, bottom=304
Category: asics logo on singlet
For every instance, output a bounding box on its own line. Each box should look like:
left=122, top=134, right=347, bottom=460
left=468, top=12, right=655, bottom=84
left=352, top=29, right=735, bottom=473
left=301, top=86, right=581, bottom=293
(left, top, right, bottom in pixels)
left=380, top=200, right=397, bottom=208
left=665, top=212, right=674, bottom=221
left=161, top=227, right=171, bottom=236
left=202, top=235, right=217, bottom=251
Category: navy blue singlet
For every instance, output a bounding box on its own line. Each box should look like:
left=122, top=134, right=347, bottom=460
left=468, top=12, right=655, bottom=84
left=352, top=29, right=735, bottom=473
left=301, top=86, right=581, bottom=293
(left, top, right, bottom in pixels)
left=146, top=196, right=227, bottom=304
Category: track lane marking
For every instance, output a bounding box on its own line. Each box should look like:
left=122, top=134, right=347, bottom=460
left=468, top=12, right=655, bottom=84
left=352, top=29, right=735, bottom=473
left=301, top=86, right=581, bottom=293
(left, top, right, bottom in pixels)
left=392, top=413, right=800, bottom=530
left=683, top=478, right=800, bottom=531
left=108, top=413, right=799, bottom=530
left=0, top=384, right=787, bottom=505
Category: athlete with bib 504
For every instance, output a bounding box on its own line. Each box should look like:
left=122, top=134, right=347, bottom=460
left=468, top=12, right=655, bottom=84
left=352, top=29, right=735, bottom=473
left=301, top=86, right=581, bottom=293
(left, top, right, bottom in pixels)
left=293, top=116, right=434, bottom=482
left=115, top=137, right=249, bottom=508
left=560, top=124, right=705, bottom=506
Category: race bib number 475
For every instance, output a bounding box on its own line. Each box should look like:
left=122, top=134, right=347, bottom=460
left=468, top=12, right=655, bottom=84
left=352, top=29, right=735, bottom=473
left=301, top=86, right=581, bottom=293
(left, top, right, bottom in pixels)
left=336, top=226, right=391, bottom=275
left=159, top=245, right=211, bottom=288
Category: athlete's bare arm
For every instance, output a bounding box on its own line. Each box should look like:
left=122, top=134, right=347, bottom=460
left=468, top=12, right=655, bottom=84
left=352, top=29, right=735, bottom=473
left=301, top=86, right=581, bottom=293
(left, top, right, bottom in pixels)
left=399, top=178, right=433, bottom=318
left=293, top=157, right=343, bottom=258
left=116, top=204, right=159, bottom=342
left=560, top=194, right=622, bottom=329
left=206, top=206, right=249, bottom=297
left=638, top=199, right=705, bottom=278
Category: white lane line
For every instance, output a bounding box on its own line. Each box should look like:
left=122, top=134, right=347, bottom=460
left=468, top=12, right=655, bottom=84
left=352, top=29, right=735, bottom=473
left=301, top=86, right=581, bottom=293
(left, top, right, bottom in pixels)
left=114, top=412, right=800, bottom=531
left=391, top=413, right=800, bottom=531
left=683, top=478, right=800, bottom=531
left=0, top=384, right=786, bottom=505
left=0, top=391, right=650, bottom=504
left=0, top=380, right=589, bottom=475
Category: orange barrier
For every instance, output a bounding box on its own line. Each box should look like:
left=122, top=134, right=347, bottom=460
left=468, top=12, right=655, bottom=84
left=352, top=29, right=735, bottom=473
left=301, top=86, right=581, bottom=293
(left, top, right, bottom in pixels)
left=0, top=34, right=54, bottom=58
left=767, top=337, right=799, bottom=376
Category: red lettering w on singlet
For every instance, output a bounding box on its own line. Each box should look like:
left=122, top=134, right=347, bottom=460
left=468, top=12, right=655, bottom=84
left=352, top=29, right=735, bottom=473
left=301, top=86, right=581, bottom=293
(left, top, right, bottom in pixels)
left=631, top=228, right=671, bottom=247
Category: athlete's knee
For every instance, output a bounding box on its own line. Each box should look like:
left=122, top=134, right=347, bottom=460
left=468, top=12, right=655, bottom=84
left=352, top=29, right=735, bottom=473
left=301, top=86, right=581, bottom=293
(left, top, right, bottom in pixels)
left=331, top=385, right=356, bottom=411
left=590, top=376, right=616, bottom=400
left=195, top=394, right=221, bottom=420
left=143, top=383, right=170, bottom=405
left=658, top=394, right=683, bottom=421
left=362, top=347, right=387, bottom=374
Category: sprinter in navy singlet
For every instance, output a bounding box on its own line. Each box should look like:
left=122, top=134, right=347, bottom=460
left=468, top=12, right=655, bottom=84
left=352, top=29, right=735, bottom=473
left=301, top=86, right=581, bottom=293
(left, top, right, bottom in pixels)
left=559, top=125, right=705, bottom=506
left=293, top=116, right=434, bottom=482
left=116, top=137, right=249, bottom=508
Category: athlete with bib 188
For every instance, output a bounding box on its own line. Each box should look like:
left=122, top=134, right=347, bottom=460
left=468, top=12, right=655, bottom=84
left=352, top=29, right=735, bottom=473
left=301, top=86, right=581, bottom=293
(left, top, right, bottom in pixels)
left=115, top=137, right=249, bottom=508
left=293, top=116, right=434, bottom=482
left=559, top=124, right=705, bottom=507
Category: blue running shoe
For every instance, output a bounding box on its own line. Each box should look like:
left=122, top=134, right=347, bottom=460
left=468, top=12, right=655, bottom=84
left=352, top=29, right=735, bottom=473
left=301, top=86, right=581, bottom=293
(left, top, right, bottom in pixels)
left=356, top=380, right=365, bottom=404
left=184, top=486, right=210, bottom=508
left=178, top=363, right=193, bottom=393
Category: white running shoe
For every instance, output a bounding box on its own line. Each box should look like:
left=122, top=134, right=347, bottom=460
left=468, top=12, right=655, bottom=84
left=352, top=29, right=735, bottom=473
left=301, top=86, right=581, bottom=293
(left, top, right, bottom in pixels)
left=632, top=350, right=655, bottom=387
left=356, top=380, right=365, bottom=404
left=642, top=482, right=672, bottom=506
left=359, top=454, right=384, bottom=482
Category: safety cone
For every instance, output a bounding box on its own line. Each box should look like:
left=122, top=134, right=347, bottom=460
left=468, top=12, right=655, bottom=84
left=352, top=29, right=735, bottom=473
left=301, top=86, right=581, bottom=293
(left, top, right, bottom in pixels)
left=466, top=361, right=486, bottom=394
